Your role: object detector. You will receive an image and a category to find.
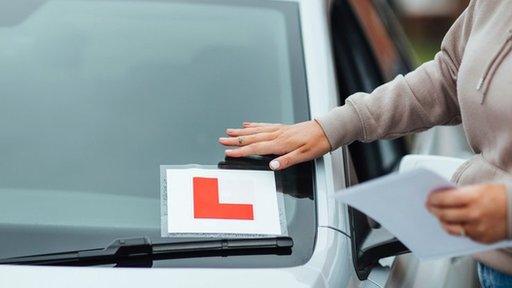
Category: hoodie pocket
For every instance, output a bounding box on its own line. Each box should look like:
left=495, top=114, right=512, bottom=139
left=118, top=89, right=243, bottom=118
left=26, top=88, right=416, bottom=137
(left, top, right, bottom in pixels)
left=476, top=29, right=512, bottom=104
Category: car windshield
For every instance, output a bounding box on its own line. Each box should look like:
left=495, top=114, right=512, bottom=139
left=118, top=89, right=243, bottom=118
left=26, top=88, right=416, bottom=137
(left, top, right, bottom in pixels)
left=0, top=0, right=316, bottom=267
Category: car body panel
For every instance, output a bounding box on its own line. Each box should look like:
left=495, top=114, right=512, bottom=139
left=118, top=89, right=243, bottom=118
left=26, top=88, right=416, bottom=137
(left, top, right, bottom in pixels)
left=384, top=254, right=479, bottom=288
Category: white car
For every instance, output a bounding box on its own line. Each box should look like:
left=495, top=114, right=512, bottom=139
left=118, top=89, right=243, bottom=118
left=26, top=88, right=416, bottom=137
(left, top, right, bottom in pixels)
left=0, top=0, right=475, bottom=287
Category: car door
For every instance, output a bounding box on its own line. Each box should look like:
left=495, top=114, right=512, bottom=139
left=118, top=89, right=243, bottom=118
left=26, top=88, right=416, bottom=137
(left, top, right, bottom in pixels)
left=330, top=1, right=481, bottom=287
left=329, top=0, right=415, bottom=284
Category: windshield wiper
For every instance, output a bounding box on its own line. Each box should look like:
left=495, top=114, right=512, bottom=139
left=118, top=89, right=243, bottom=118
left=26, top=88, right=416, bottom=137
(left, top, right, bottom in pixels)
left=0, top=237, right=293, bottom=267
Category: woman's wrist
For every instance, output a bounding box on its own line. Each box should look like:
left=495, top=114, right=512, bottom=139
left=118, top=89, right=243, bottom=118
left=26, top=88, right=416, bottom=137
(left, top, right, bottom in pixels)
left=315, top=101, right=364, bottom=151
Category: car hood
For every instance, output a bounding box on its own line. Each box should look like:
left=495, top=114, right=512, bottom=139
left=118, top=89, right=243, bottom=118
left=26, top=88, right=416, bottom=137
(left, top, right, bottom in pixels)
left=0, top=265, right=326, bottom=288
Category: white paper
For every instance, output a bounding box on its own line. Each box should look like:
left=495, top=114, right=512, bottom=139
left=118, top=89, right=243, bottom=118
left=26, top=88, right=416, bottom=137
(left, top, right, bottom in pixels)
left=334, top=168, right=512, bottom=260
left=165, top=168, right=282, bottom=236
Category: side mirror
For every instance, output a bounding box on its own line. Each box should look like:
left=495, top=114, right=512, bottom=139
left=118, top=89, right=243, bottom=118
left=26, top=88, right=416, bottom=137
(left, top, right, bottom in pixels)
left=349, top=207, right=410, bottom=280
left=358, top=229, right=409, bottom=270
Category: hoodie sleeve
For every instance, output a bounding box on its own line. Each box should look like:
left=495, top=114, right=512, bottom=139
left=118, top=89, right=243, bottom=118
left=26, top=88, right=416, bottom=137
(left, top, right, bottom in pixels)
left=316, top=1, right=477, bottom=150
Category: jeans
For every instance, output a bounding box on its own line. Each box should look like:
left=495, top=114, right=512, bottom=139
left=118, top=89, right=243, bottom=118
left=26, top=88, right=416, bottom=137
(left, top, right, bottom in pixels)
left=478, top=263, right=512, bottom=288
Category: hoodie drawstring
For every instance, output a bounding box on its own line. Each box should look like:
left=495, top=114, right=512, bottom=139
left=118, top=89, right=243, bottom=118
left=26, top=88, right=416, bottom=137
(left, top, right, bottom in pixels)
left=477, top=29, right=512, bottom=104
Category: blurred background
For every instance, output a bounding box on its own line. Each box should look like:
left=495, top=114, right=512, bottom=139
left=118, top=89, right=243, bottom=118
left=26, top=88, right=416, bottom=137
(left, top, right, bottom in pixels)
left=391, top=0, right=470, bottom=64
left=389, top=0, right=473, bottom=159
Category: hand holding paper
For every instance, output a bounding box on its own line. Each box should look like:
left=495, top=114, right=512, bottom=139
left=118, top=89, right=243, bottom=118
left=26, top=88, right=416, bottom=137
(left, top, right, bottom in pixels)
left=426, top=183, right=509, bottom=244
left=334, top=169, right=512, bottom=260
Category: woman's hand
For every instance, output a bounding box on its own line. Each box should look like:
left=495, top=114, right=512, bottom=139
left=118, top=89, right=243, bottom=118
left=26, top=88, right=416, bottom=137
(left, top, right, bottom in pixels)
left=218, top=121, right=331, bottom=170
left=426, top=184, right=508, bottom=244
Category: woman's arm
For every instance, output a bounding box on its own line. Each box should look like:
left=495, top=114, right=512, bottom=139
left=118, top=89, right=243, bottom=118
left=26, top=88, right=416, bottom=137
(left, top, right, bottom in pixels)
left=220, top=1, right=477, bottom=170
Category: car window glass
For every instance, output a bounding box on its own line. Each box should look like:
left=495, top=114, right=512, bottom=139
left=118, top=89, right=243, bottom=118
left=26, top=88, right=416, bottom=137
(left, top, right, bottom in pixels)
left=348, top=0, right=400, bottom=80
left=0, top=0, right=315, bottom=267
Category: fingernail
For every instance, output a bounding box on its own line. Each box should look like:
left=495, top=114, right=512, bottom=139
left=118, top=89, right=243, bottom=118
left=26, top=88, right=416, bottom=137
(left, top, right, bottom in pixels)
left=269, top=160, right=280, bottom=170
left=226, top=129, right=234, bottom=134
left=225, top=149, right=233, bottom=154
left=219, top=137, right=228, bottom=141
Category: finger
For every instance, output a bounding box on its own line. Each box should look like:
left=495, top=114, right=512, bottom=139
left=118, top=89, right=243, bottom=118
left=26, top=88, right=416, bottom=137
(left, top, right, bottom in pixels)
left=225, top=126, right=279, bottom=137
left=427, top=189, right=474, bottom=208
left=219, top=133, right=276, bottom=147
left=243, top=122, right=281, bottom=128
left=270, top=147, right=310, bottom=171
left=441, top=223, right=466, bottom=237
left=429, top=207, right=472, bottom=223
left=224, top=141, right=276, bottom=158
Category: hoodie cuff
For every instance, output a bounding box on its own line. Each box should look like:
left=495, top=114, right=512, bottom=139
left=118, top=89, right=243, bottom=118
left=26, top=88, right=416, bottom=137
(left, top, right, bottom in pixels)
left=315, top=102, right=365, bottom=151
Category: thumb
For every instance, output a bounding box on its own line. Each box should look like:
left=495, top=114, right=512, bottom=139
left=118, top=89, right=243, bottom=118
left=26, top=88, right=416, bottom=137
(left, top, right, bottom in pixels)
left=269, top=149, right=304, bottom=171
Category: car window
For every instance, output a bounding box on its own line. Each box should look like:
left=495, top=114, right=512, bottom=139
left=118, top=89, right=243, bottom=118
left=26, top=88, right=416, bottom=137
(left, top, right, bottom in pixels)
left=0, top=0, right=315, bottom=268
left=348, top=0, right=413, bottom=81
left=348, top=0, right=399, bottom=80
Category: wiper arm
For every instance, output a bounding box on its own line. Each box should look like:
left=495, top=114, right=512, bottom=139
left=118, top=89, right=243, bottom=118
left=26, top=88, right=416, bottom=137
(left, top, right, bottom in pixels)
left=0, top=237, right=293, bottom=267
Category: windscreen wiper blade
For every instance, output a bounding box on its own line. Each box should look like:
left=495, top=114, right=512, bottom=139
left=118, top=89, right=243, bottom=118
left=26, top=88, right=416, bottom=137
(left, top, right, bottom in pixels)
left=0, top=237, right=293, bottom=267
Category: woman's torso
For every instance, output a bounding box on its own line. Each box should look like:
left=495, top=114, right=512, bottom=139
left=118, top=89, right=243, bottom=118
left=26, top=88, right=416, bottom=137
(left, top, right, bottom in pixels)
left=454, top=0, right=512, bottom=274
left=455, top=1, right=512, bottom=186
